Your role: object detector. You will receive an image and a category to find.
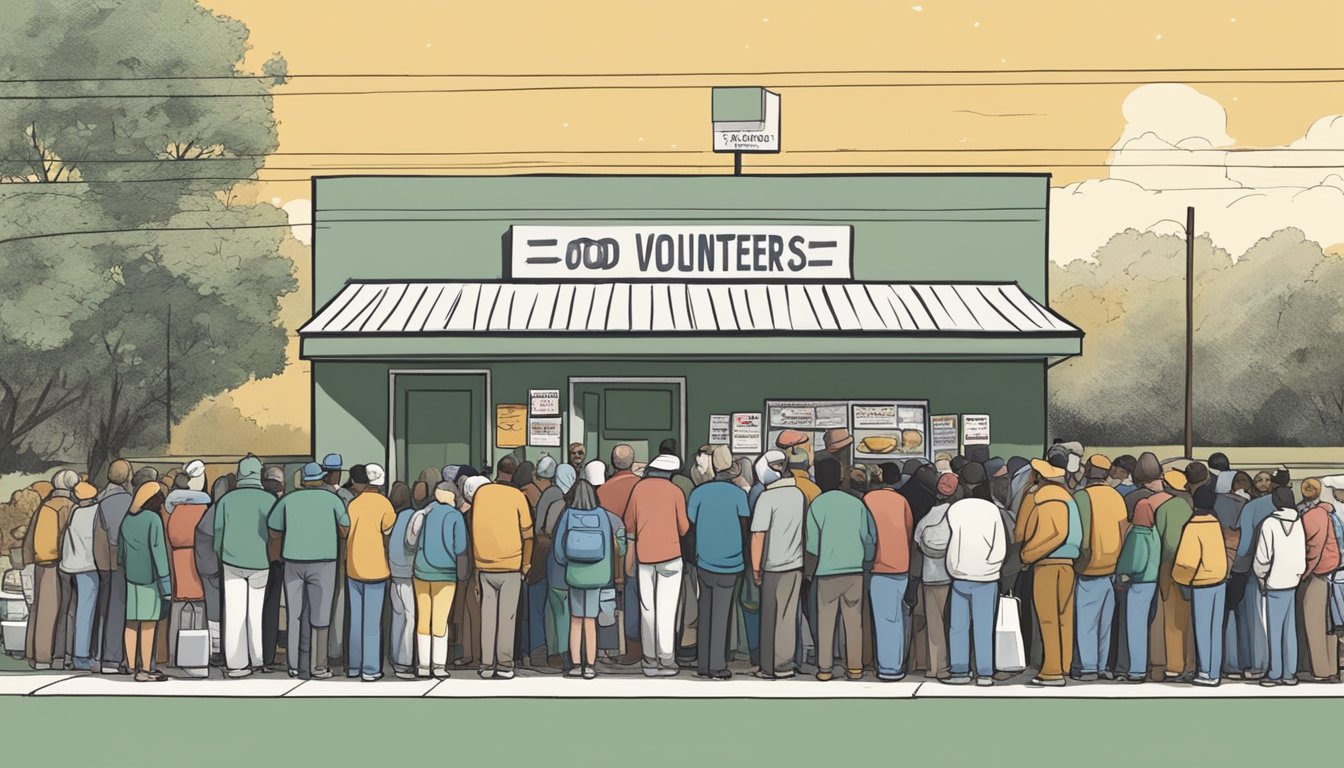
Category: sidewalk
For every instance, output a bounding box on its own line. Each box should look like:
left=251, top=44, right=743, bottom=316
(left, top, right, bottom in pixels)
left=6, top=669, right=1344, bottom=699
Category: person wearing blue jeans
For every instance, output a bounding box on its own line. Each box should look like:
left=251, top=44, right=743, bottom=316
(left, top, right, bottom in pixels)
left=947, top=579, right=997, bottom=681
left=1123, top=582, right=1158, bottom=678
left=1173, top=495, right=1229, bottom=686
left=1115, top=477, right=1164, bottom=683
left=346, top=578, right=387, bottom=679
left=1188, top=584, right=1226, bottom=684
left=1074, top=575, right=1116, bottom=677
left=68, top=572, right=101, bottom=670
left=1264, top=588, right=1298, bottom=684
left=869, top=573, right=909, bottom=680
left=1253, top=495, right=1306, bottom=686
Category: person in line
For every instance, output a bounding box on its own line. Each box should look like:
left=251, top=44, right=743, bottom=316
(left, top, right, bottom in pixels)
left=1019, top=455, right=1081, bottom=687
left=522, top=455, right=556, bottom=668
left=944, top=469, right=1007, bottom=686
left=269, top=461, right=350, bottom=680
left=1253, top=486, right=1306, bottom=687
left=412, top=481, right=467, bottom=679
left=214, top=456, right=276, bottom=678
left=568, top=443, right=587, bottom=473
left=659, top=440, right=696, bottom=500
left=1172, top=485, right=1229, bottom=687
left=598, top=444, right=643, bottom=665
left=1297, top=480, right=1340, bottom=682
left=196, top=473, right=230, bottom=667
left=1072, top=454, right=1128, bottom=681
left=1116, top=471, right=1165, bottom=683
left=385, top=481, right=418, bottom=679
left=864, top=460, right=915, bottom=682
left=750, top=451, right=806, bottom=680
left=259, top=466, right=288, bottom=671
left=688, top=446, right=751, bottom=680
left=537, top=464, right=577, bottom=668
left=59, top=481, right=102, bottom=671
left=623, top=457, right=691, bottom=677
left=343, top=463, right=397, bottom=681
left=1154, top=470, right=1197, bottom=681
left=94, top=460, right=135, bottom=675
left=318, top=454, right=353, bottom=668
left=1215, top=471, right=1254, bottom=680
left=913, top=474, right=955, bottom=680
left=448, top=466, right=482, bottom=669
left=1112, top=456, right=1138, bottom=497
left=119, top=481, right=172, bottom=682
left=25, top=469, right=79, bottom=671
left=465, top=472, right=533, bottom=680
left=554, top=477, right=626, bottom=679
left=807, top=457, right=875, bottom=681
left=164, top=464, right=211, bottom=669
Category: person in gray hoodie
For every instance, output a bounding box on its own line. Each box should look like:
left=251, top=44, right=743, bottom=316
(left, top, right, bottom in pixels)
left=196, top=475, right=231, bottom=666
left=913, top=476, right=956, bottom=680
left=94, top=459, right=135, bottom=674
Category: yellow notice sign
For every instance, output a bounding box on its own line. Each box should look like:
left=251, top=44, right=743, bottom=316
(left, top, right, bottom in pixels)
left=496, top=404, right=527, bottom=449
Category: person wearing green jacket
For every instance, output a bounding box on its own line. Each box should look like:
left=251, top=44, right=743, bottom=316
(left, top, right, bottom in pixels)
left=1155, top=471, right=1196, bottom=680
left=1116, top=482, right=1166, bottom=682
left=806, top=457, right=876, bottom=681
left=118, top=482, right=172, bottom=683
left=214, top=455, right=276, bottom=678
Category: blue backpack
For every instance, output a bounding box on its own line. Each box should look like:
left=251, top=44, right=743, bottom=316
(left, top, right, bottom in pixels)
left=565, top=510, right=609, bottom=564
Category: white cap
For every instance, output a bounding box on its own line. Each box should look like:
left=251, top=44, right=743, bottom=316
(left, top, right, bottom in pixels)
left=184, top=460, right=206, bottom=478
left=365, top=463, right=386, bottom=487
left=584, top=460, right=607, bottom=487
left=462, top=476, right=489, bottom=502
left=648, top=454, right=681, bottom=472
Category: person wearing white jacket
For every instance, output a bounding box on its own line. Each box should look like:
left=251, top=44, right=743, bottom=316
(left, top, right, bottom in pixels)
left=944, top=493, right=1007, bottom=685
left=913, top=494, right=953, bottom=680
left=1253, top=490, right=1306, bottom=687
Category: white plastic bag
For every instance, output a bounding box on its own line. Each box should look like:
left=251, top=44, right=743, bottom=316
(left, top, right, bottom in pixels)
left=995, top=594, right=1026, bottom=672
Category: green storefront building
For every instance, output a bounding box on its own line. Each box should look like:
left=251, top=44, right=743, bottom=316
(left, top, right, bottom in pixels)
left=300, top=174, right=1081, bottom=483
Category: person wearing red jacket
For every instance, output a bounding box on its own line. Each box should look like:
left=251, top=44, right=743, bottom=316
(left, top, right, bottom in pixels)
left=1298, top=480, right=1340, bottom=682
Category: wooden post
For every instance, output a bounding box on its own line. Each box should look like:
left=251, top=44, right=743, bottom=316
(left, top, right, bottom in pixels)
left=1185, top=206, right=1194, bottom=460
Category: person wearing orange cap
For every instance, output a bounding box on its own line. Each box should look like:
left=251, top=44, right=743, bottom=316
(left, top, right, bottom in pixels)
left=1154, top=469, right=1196, bottom=681
left=1019, top=454, right=1082, bottom=687
left=119, top=482, right=173, bottom=682
left=60, top=482, right=102, bottom=671
left=1072, top=455, right=1128, bottom=680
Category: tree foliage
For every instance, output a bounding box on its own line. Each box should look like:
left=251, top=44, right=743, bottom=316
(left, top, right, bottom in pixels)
left=0, top=0, right=296, bottom=478
left=1050, top=228, right=1344, bottom=446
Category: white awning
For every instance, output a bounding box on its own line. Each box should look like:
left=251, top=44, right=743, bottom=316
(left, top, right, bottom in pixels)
left=300, top=281, right=1078, bottom=336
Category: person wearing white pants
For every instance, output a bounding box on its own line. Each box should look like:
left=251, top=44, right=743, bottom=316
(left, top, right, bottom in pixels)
left=637, top=559, right=684, bottom=674
left=213, top=455, right=279, bottom=678
left=222, top=564, right=269, bottom=671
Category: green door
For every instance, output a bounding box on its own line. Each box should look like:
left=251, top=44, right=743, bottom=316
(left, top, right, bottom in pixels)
left=395, top=373, right=487, bottom=483
left=571, top=380, right=682, bottom=466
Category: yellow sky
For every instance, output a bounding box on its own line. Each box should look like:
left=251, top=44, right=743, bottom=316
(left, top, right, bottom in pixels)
left=186, top=0, right=1344, bottom=445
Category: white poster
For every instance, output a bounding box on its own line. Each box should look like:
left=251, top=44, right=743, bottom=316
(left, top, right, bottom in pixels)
left=768, top=405, right=815, bottom=429
left=730, top=412, right=763, bottom=455
left=962, top=414, right=991, bottom=446
left=852, top=404, right=898, bottom=430
left=528, top=389, right=560, bottom=417
left=708, top=414, right=731, bottom=445
left=528, top=417, right=562, bottom=447
left=851, top=401, right=929, bottom=459
left=815, top=404, right=849, bottom=428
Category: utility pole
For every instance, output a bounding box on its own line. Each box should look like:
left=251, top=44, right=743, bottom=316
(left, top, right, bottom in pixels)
left=165, top=302, right=173, bottom=445
left=733, top=151, right=742, bottom=176
left=1184, top=206, right=1194, bottom=460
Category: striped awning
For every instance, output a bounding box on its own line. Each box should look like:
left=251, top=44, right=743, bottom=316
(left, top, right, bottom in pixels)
left=301, top=281, right=1077, bottom=336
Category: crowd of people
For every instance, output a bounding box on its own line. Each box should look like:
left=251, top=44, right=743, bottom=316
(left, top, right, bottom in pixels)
left=13, top=432, right=1344, bottom=688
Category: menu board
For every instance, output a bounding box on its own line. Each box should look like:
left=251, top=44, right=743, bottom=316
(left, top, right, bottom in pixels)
left=851, top=402, right=928, bottom=460
left=930, top=414, right=960, bottom=456
left=764, top=399, right=930, bottom=461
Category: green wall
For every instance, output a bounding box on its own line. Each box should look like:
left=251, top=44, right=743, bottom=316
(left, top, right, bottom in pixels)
left=313, top=358, right=1046, bottom=477
left=311, top=175, right=1050, bottom=307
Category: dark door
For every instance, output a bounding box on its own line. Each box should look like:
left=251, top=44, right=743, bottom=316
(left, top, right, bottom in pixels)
left=571, top=380, right=682, bottom=466
left=394, top=373, right=487, bottom=483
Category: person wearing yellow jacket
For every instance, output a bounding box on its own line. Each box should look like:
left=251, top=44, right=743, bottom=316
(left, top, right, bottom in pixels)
left=1172, top=484, right=1230, bottom=687
left=24, top=470, right=79, bottom=670
left=1072, top=455, right=1129, bottom=680
left=1020, top=455, right=1082, bottom=687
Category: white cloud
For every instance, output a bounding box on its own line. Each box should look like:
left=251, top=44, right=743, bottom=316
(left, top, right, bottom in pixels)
left=1052, top=84, right=1344, bottom=263
left=281, top=198, right=312, bottom=246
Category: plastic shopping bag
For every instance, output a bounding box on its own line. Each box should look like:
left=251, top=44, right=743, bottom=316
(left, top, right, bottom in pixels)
left=994, top=594, right=1027, bottom=672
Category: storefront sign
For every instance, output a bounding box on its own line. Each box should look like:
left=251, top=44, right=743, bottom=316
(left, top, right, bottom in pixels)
left=962, top=414, right=991, bottom=446
left=528, top=389, right=560, bottom=417
left=509, top=225, right=852, bottom=280
left=931, top=414, right=960, bottom=455
left=528, top=417, right=562, bottom=447
left=731, top=412, right=763, bottom=454
left=708, top=414, right=731, bottom=445
left=712, top=87, right=781, bottom=153
left=496, top=404, right=526, bottom=449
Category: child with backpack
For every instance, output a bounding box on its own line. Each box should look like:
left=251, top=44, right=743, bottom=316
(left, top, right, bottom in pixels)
left=553, top=478, right=626, bottom=679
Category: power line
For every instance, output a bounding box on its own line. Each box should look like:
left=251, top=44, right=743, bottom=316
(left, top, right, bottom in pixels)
left=3, top=78, right=1343, bottom=100
left=8, top=145, right=1342, bottom=165
left=4, top=65, right=1344, bottom=83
